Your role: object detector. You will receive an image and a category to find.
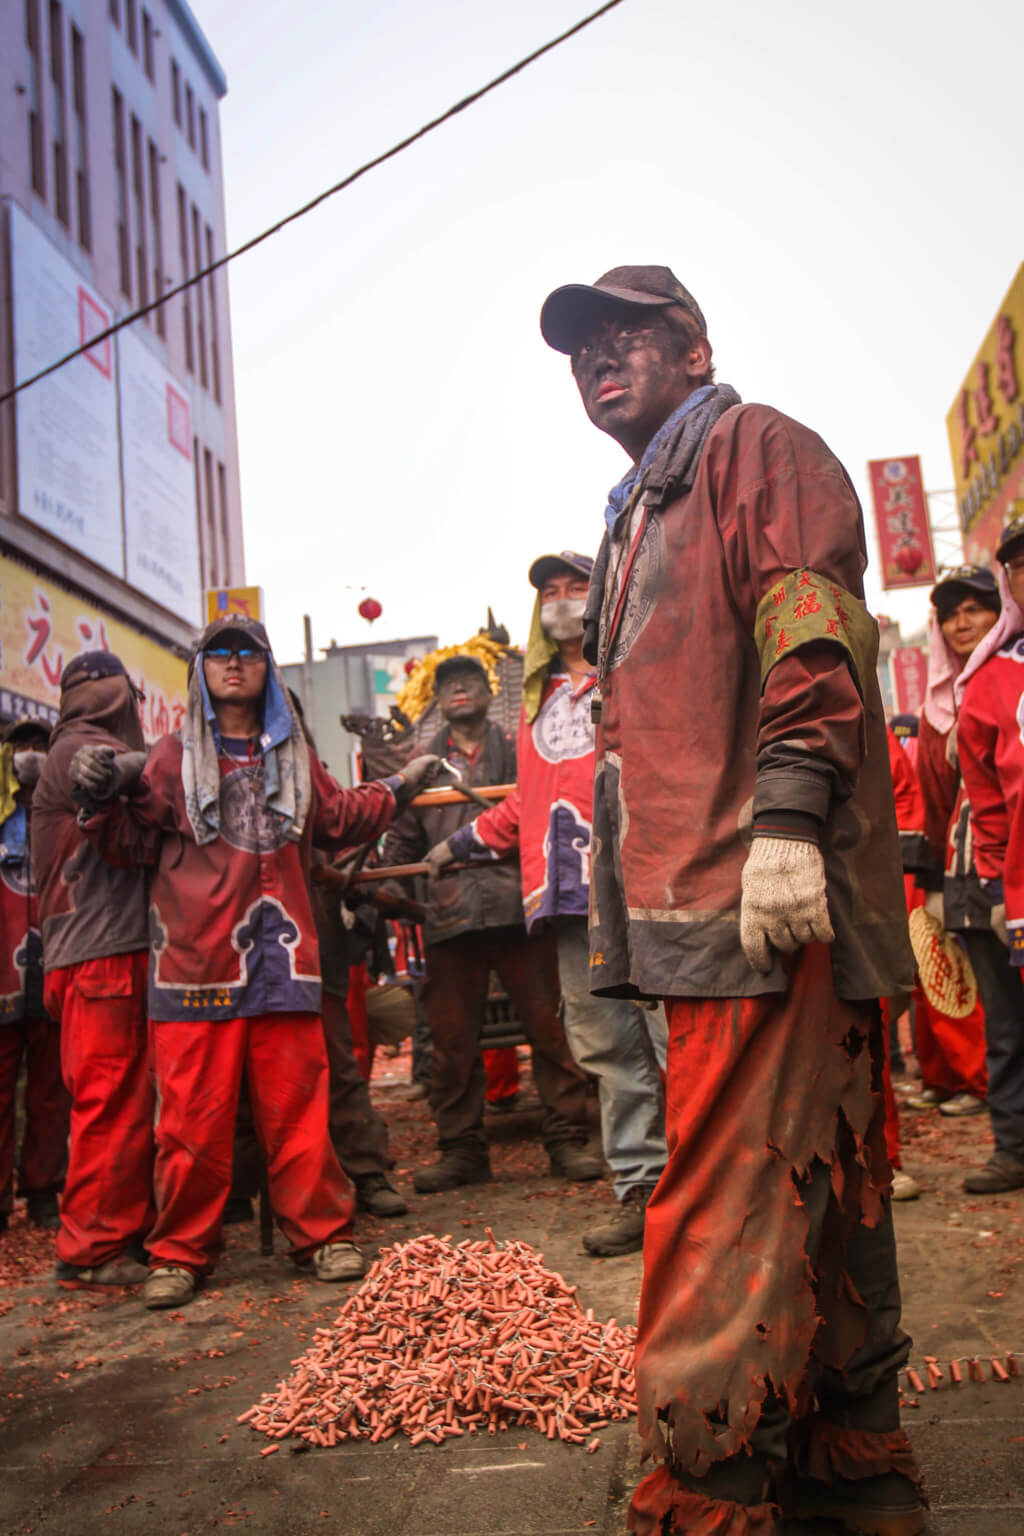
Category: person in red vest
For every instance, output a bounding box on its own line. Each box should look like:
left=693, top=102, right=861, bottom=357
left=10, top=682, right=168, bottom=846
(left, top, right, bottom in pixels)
left=0, top=720, right=70, bottom=1233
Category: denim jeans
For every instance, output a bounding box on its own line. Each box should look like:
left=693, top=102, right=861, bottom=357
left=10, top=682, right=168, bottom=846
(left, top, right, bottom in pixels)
left=555, top=916, right=667, bottom=1199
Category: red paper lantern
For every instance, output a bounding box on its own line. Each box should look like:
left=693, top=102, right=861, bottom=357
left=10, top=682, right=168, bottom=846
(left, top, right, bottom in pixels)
left=358, top=596, right=382, bottom=623
left=896, top=541, right=924, bottom=577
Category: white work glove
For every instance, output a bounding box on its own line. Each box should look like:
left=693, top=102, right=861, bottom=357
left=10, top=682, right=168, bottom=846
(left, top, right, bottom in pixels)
left=924, top=888, right=945, bottom=927
left=740, top=836, right=835, bottom=974
left=12, top=750, right=45, bottom=788
left=396, top=754, right=442, bottom=795
left=990, top=903, right=1008, bottom=947
left=425, top=838, right=455, bottom=880
left=70, top=745, right=147, bottom=800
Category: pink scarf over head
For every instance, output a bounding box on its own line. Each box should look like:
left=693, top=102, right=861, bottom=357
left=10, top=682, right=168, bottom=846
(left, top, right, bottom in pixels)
left=954, top=562, right=1024, bottom=707
left=921, top=609, right=964, bottom=735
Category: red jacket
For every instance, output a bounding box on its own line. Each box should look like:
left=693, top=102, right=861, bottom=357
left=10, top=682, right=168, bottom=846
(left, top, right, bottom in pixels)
left=957, top=634, right=1024, bottom=965
left=449, top=671, right=596, bottom=931
left=84, top=736, right=397, bottom=1019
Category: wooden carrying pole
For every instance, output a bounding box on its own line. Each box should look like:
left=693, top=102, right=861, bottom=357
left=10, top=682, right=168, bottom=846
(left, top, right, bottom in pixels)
left=409, top=783, right=514, bottom=808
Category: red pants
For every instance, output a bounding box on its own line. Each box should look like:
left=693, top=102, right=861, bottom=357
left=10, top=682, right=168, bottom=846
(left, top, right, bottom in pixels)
left=0, top=1016, right=70, bottom=1213
left=148, top=1011, right=354, bottom=1274
left=630, top=947, right=914, bottom=1535
left=484, top=1046, right=521, bottom=1103
left=914, top=983, right=987, bottom=1099
left=44, top=951, right=155, bottom=1268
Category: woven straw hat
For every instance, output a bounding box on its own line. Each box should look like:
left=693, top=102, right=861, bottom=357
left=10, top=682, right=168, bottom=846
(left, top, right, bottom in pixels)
left=908, top=907, right=979, bottom=1018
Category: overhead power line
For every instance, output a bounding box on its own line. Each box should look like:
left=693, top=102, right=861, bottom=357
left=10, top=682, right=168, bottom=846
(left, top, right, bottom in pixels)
left=0, top=0, right=626, bottom=407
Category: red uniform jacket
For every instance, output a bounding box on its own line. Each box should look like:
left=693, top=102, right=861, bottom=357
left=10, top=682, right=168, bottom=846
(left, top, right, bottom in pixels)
left=84, top=736, right=397, bottom=1020
left=449, top=672, right=596, bottom=931
left=589, top=402, right=912, bottom=1001
left=0, top=808, right=44, bottom=1021
left=957, top=634, right=1024, bottom=965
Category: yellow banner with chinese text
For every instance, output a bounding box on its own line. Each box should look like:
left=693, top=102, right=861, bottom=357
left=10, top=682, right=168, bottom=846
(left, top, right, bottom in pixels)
left=0, top=553, right=189, bottom=739
left=946, top=264, right=1024, bottom=564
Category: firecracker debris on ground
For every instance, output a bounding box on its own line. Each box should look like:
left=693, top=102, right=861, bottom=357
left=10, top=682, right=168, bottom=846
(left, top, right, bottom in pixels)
left=1, top=1046, right=1022, bottom=1535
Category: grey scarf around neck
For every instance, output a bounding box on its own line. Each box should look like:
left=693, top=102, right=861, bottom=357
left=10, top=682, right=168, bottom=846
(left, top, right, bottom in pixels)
left=582, top=382, right=742, bottom=664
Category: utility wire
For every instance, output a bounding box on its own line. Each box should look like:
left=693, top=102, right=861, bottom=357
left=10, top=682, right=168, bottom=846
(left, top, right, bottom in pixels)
left=0, top=0, right=625, bottom=407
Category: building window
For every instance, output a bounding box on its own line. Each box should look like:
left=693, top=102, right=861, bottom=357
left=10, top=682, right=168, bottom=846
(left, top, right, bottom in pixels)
left=192, top=205, right=207, bottom=389
left=185, top=82, right=195, bottom=150
left=218, top=461, right=229, bottom=576
left=142, top=8, right=154, bottom=80
left=177, top=183, right=193, bottom=372
left=112, top=87, right=130, bottom=296
left=148, top=139, right=165, bottom=338
left=204, top=449, right=217, bottom=585
left=124, top=0, right=137, bottom=55
left=70, top=25, right=90, bottom=250
left=170, top=58, right=181, bottom=126
left=199, top=107, right=209, bottom=171
left=205, top=225, right=221, bottom=404
left=194, top=436, right=213, bottom=587
left=130, top=115, right=148, bottom=312
left=26, top=0, right=45, bottom=199
left=109, top=0, right=120, bottom=24
left=48, top=1, right=69, bottom=227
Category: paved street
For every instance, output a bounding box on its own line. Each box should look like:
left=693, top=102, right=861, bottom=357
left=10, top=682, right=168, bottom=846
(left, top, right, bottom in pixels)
left=1, top=1063, right=1022, bottom=1536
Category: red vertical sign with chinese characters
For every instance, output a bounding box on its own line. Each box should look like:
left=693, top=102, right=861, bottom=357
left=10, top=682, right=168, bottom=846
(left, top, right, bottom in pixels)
left=890, top=647, right=929, bottom=716
left=867, top=456, right=937, bottom=590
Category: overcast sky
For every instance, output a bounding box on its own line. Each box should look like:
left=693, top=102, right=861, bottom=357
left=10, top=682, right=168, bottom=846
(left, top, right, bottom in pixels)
left=196, top=0, right=1024, bottom=664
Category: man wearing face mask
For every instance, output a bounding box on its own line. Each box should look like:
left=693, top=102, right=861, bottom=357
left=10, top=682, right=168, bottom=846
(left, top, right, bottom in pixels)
left=381, top=653, right=596, bottom=1194
left=428, top=553, right=667, bottom=1255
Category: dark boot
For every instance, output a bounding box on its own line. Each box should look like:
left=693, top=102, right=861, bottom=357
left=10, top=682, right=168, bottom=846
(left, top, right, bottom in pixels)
left=222, top=1196, right=255, bottom=1224
left=583, top=1183, right=653, bottom=1257
left=354, top=1173, right=408, bottom=1217
left=26, top=1192, right=61, bottom=1229
left=791, top=1472, right=924, bottom=1535
left=548, top=1143, right=603, bottom=1182
left=963, top=1151, right=1024, bottom=1193
left=413, top=1149, right=491, bottom=1194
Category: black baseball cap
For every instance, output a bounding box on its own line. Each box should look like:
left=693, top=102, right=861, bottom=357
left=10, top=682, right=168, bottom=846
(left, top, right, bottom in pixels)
left=996, top=509, right=1024, bottom=564
left=1, top=718, right=51, bottom=747
left=59, top=651, right=131, bottom=693
left=890, top=713, right=919, bottom=740
left=528, top=550, right=594, bottom=590
left=929, top=565, right=1000, bottom=621
left=540, top=265, right=707, bottom=355
left=434, top=655, right=492, bottom=694
left=200, top=614, right=271, bottom=653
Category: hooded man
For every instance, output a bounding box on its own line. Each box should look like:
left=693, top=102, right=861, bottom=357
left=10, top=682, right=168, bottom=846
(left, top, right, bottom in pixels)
left=72, top=615, right=438, bottom=1309
left=0, top=719, right=70, bottom=1232
left=428, top=551, right=667, bottom=1256
left=380, top=652, right=598, bottom=1194
left=31, top=652, right=154, bottom=1286
left=541, top=266, right=921, bottom=1536
left=953, top=514, right=1024, bottom=1193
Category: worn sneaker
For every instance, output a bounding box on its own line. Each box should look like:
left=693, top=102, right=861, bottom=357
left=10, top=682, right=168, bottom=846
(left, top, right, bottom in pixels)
left=354, top=1173, right=408, bottom=1217
left=963, top=1151, right=1024, bottom=1194
left=583, top=1184, right=654, bottom=1256
left=312, top=1240, right=366, bottom=1282
left=549, top=1144, right=604, bottom=1182
left=890, top=1170, right=921, bottom=1201
left=57, top=1254, right=149, bottom=1288
left=144, top=1266, right=197, bottom=1310
left=404, top=1081, right=428, bottom=1102
left=413, top=1151, right=492, bottom=1194
left=792, top=1470, right=924, bottom=1534
left=903, top=1087, right=950, bottom=1110
left=938, top=1091, right=986, bottom=1117
left=26, top=1192, right=61, bottom=1229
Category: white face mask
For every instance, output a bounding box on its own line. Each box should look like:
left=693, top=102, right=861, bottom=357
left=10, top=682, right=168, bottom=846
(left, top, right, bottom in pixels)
left=540, top=597, right=587, bottom=641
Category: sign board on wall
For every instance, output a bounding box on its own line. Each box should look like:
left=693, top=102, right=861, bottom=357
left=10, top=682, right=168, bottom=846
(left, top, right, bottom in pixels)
left=889, top=646, right=929, bottom=716
left=0, top=554, right=187, bottom=739
left=8, top=203, right=124, bottom=577
left=867, top=456, right=937, bottom=589
left=205, top=586, right=265, bottom=624
left=119, top=329, right=201, bottom=624
left=946, top=263, right=1024, bottom=565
